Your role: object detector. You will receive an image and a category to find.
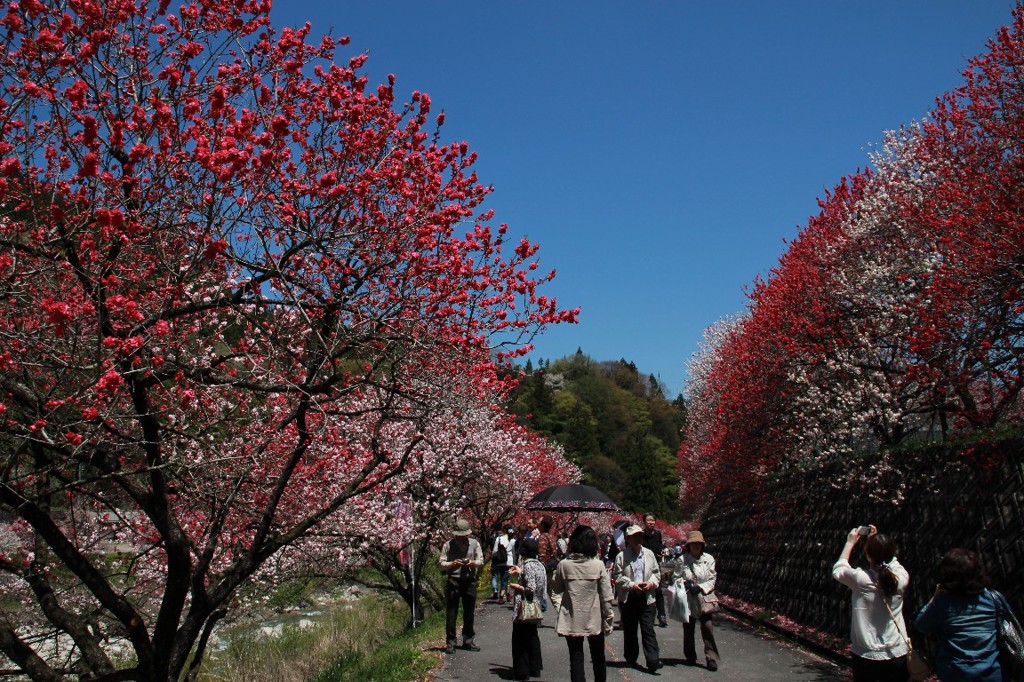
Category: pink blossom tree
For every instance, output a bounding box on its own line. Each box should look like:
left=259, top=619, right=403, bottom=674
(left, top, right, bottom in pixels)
left=0, top=1, right=576, bottom=679
left=317, top=396, right=579, bottom=620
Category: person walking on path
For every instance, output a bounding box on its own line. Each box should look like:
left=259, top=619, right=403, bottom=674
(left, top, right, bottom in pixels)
left=536, top=516, right=559, bottom=611
left=678, top=529, right=722, bottom=671
left=642, top=512, right=668, bottom=627
left=914, top=547, right=1004, bottom=682
left=832, top=525, right=909, bottom=682
left=614, top=523, right=662, bottom=674
left=440, top=518, right=484, bottom=654
left=552, top=525, right=615, bottom=682
left=507, top=537, right=546, bottom=681
left=490, top=525, right=513, bottom=603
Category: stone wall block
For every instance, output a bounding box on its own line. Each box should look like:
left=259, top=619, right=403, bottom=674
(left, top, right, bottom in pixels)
left=700, top=439, right=1024, bottom=642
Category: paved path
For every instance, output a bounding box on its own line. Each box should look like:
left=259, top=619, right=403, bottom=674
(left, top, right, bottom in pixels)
left=434, top=597, right=850, bottom=682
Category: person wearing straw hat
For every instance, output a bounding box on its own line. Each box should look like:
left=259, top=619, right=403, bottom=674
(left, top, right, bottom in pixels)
left=676, top=530, right=721, bottom=671
left=440, top=518, right=484, bottom=654
left=613, top=524, right=662, bottom=674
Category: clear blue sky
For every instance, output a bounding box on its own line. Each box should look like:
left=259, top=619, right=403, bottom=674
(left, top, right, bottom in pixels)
left=273, top=1, right=1018, bottom=398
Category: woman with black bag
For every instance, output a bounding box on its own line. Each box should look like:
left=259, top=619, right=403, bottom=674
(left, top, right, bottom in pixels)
left=508, top=537, right=546, bottom=681
left=914, top=548, right=1008, bottom=682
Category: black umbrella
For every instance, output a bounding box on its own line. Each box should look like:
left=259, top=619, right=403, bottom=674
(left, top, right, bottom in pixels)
left=524, top=484, right=620, bottom=512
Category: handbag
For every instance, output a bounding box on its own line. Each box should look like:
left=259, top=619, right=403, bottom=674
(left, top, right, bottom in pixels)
left=993, top=590, right=1024, bottom=682
left=697, top=591, right=720, bottom=615
left=515, top=597, right=544, bottom=624
left=513, top=563, right=544, bottom=624
left=907, top=649, right=931, bottom=682
left=883, top=596, right=931, bottom=681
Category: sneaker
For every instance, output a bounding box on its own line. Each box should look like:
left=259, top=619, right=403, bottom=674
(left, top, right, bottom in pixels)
left=707, top=659, right=718, bottom=672
left=445, top=644, right=456, bottom=654
left=647, top=661, right=663, bottom=674
left=463, top=641, right=481, bottom=652
left=658, top=618, right=668, bottom=627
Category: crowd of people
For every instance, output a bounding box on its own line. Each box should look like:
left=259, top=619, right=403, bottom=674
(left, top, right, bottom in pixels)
left=439, top=512, right=721, bottom=680
left=439, top=516, right=1021, bottom=682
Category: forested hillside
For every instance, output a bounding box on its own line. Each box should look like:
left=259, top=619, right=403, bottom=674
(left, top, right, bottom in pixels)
left=506, top=351, right=687, bottom=521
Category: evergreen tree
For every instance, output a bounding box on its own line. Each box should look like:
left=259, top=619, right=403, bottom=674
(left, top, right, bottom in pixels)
left=508, top=350, right=686, bottom=520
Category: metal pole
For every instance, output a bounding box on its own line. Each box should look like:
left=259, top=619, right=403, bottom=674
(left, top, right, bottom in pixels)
left=410, top=544, right=418, bottom=627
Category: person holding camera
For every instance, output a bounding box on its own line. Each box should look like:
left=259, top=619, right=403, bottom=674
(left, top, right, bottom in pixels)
left=832, top=525, right=910, bottom=682
left=440, top=518, right=484, bottom=654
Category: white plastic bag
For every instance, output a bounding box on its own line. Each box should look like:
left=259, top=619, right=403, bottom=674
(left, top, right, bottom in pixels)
left=666, top=579, right=691, bottom=623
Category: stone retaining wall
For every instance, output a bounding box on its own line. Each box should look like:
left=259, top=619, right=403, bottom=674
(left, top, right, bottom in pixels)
left=699, top=438, right=1024, bottom=641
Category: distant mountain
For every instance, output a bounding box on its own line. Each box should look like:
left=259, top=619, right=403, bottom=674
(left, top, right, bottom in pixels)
left=506, top=350, right=687, bottom=521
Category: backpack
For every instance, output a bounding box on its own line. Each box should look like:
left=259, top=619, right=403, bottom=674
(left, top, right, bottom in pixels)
left=491, top=537, right=508, bottom=566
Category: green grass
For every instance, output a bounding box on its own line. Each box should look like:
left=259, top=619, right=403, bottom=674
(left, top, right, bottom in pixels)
left=309, top=610, right=445, bottom=682
left=197, top=594, right=445, bottom=682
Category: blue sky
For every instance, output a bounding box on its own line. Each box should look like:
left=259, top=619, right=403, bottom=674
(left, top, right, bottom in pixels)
left=274, top=1, right=1018, bottom=398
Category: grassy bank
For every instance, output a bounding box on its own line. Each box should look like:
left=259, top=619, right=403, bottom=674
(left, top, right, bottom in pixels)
left=198, top=594, right=444, bottom=682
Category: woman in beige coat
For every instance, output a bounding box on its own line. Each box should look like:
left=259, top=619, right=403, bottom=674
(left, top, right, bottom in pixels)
left=551, top=525, right=615, bottom=682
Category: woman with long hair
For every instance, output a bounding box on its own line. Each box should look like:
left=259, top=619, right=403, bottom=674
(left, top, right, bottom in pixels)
left=915, top=548, right=1004, bottom=681
left=832, top=525, right=910, bottom=682
left=551, top=525, right=615, bottom=682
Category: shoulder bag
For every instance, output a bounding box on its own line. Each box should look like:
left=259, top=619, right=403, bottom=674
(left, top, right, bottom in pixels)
left=882, top=596, right=930, bottom=681
left=697, top=591, right=720, bottom=615
left=993, top=590, right=1024, bottom=682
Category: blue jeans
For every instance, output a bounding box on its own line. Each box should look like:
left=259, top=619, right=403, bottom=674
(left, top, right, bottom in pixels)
left=491, top=565, right=510, bottom=594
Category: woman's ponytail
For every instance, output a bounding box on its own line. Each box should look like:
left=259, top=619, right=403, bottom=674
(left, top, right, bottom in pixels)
left=866, top=534, right=899, bottom=598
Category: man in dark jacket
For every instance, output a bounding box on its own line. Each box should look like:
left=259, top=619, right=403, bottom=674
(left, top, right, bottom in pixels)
left=536, top=515, right=558, bottom=610
left=642, top=513, right=668, bottom=627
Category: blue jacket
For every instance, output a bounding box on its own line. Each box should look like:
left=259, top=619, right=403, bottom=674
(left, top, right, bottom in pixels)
left=915, top=589, right=1002, bottom=682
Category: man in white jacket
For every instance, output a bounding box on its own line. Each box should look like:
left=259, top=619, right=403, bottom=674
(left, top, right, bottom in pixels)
left=613, top=524, right=662, bottom=674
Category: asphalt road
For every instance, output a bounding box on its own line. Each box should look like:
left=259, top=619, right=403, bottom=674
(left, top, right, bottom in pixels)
left=433, top=596, right=851, bottom=682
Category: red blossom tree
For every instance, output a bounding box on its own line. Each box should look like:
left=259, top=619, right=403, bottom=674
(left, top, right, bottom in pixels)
left=0, top=1, right=576, bottom=679
left=680, top=3, right=1024, bottom=510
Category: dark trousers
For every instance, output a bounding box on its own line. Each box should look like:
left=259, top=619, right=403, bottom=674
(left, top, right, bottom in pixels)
left=851, top=654, right=908, bottom=682
left=566, top=634, right=606, bottom=682
left=684, top=613, right=720, bottom=663
left=620, top=596, right=659, bottom=667
left=511, top=621, right=542, bottom=679
left=654, top=585, right=666, bottom=622
left=445, top=581, right=477, bottom=646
